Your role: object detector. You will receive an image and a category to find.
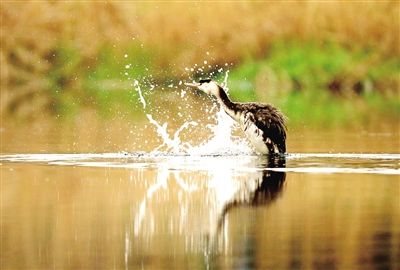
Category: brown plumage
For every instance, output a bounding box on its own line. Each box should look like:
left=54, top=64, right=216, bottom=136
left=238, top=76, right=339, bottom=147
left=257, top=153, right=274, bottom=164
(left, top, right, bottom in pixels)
left=235, top=102, right=287, bottom=153
left=185, top=79, right=287, bottom=154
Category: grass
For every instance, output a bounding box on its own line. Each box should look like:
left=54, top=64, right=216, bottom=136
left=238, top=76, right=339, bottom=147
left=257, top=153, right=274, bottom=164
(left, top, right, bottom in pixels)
left=13, top=40, right=399, bottom=127
left=44, top=44, right=154, bottom=118
left=1, top=2, right=399, bottom=125
left=222, top=42, right=400, bottom=126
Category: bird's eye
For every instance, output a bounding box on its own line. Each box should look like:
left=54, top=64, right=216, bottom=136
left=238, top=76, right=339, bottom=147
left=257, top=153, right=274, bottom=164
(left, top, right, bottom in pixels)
left=199, top=78, right=212, bottom=84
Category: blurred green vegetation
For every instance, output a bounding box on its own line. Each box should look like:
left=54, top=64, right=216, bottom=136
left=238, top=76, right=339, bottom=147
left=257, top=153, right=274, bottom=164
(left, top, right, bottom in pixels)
left=1, top=1, right=399, bottom=126
left=225, top=42, right=400, bottom=126
left=9, top=40, right=400, bottom=126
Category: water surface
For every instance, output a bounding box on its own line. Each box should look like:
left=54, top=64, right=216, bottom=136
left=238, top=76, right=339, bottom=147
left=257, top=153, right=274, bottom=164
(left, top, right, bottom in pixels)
left=1, top=103, right=400, bottom=269
left=1, top=150, right=399, bottom=270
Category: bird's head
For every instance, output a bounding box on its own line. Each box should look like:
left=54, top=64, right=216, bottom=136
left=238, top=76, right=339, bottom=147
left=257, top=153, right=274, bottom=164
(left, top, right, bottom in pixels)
left=185, top=79, right=221, bottom=97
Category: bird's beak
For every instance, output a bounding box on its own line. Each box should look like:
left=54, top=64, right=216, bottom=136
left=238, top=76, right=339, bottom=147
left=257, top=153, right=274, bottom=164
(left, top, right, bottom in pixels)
left=184, top=82, right=200, bottom=88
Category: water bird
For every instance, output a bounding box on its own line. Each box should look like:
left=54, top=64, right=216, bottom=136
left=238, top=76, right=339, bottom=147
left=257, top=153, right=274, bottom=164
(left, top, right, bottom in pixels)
left=185, top=79, right=287, bottom=154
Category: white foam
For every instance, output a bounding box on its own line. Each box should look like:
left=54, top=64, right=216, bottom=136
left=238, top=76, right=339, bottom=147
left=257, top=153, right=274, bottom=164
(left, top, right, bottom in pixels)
left=187, top=108, right=253, bottom=156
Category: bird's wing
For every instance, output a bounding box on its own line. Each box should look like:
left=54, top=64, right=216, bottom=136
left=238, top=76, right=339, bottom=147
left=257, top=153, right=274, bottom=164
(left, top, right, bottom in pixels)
left=243, top=103, right=287, bottom=153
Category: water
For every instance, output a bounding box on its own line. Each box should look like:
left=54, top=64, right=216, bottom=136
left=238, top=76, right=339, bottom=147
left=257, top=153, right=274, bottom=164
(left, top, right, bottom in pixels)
left=1, top=78, right=400, bottom=269
left=1, top=152, right=399, bottom=269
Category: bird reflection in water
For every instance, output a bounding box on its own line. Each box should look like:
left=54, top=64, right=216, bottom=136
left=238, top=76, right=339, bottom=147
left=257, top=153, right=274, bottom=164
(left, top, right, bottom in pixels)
left=131, top=155, right=286, bottom=259
left=208, top=156, right=286, bottom=250
left=241, top=156, right=285, bottom=205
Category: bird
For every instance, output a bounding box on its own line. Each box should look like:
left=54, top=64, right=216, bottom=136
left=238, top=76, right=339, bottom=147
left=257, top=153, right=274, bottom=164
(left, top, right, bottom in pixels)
left=185, top=79, right=287, bottom=154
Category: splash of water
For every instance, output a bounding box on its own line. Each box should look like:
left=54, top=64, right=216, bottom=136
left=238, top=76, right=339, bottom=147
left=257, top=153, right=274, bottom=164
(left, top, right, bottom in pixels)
left=222, top=70, right=229, bottom=90
left=133, top=71, right=253, bottom=156
left=187, top=108, right=252, bottom=155
left=134, top=80, right=198, bottom=154
left=146, top=114, right=197, bottom=153
left=134, top=80, right=146, bottom=109
left=188, top=71, right=252, bottom=155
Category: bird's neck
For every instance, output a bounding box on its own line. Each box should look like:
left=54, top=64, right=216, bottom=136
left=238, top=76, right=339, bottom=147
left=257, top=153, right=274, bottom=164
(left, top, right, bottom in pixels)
left=215, top=86, right=239, bottom=120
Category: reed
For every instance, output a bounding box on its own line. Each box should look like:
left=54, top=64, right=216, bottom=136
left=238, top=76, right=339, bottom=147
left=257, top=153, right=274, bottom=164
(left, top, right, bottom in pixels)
left=1, top=1, right=399, bottom=118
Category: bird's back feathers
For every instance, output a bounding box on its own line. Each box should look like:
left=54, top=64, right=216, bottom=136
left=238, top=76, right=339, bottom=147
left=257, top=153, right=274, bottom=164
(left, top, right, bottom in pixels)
left=236, top=102, right=287, bottom=153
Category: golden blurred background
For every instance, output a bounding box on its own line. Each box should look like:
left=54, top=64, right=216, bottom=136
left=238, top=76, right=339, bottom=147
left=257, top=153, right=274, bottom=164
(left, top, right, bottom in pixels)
left=1, top=1, right=399, bottom=123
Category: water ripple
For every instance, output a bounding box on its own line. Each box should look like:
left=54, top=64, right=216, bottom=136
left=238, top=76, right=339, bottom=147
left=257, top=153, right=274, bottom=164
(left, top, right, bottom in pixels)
left=1, top=153, right=399, bottom=175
